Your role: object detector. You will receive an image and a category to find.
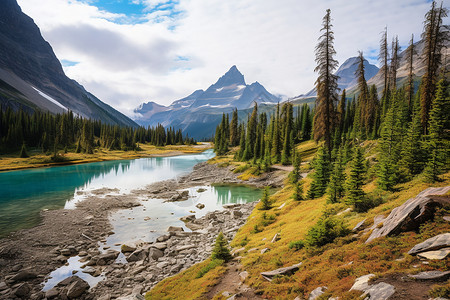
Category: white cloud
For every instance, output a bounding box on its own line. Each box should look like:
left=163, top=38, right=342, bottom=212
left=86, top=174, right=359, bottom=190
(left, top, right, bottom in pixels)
left=17, top=0, right=442, bottom=117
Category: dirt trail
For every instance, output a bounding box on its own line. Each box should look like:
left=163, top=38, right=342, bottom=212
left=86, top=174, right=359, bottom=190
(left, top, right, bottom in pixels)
left=205, top=258, right=262, bottom=299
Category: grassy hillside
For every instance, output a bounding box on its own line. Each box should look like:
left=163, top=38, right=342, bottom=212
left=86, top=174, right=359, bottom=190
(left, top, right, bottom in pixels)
left=145, top=140, right=449, bottom=300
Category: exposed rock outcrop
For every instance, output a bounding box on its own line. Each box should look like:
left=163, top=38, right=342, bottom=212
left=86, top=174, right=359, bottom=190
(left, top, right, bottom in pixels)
left=366, top=186, right=450, bottom=243
left=260, top=262, right=302, bottom=281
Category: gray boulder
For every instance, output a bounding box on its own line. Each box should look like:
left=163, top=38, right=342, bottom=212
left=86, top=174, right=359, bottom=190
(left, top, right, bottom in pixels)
left=362, top=282, right=395, bottom=300
left=308, top=286, right=327, bottom=300
left=366, top=186, right=450, bottom=243
left=408, top=233, right=450, bottom=255
left=350, top=274, right=375, bottom=291
left=66, top=277, right=89, bottom=299
left=126, top=249, right=148, bottom=262
left=261, top=262, right=302, bottom=281
left=13, top=282, right=30, bottom=298
left=167, top=226, right=184, bottom=232
left=11, top=270, right=37, bottom=282
left=408, top=270, right=450, bottom=281
left=149, top=248, right=164, bottom=260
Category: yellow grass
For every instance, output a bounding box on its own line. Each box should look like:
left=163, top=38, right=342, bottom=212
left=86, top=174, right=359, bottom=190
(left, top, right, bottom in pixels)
left=145, top=258, right=226, bottom=300
left=144, top=141, right=449, bottom=299
left=0, top=143, right=211, bottom=172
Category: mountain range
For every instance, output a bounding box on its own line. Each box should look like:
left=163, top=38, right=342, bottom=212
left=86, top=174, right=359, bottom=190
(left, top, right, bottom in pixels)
left=134, top=58, right=380, bottom=139
left=0, top=0, right=137, bottom=127
left=134, top=66, right=281, bottom=139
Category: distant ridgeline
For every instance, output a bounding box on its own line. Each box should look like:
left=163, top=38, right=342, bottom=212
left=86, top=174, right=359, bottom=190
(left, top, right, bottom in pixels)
left=0, top=106, right=196, bottom=155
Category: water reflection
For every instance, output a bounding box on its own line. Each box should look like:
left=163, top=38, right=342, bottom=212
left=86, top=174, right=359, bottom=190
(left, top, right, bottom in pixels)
left=0, top=150, right=214, bottom=237
left=105, top=185, right=262, bottom=251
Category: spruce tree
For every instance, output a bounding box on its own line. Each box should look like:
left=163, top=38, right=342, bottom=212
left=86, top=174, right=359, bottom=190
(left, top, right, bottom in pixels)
left=260, top=187, right=271, bottom=210
left=345, top=145, right=367, bottom=212
left=211, top=232, right=232, bottom=262
left=281, top=103, right=293, bottom=165
left=327, top=147, right=346, bottom=203
left=377, top=91, right=404, bottom=190
left=379, top=27, right=390, bottom=114
left=423, top=79, right=449, bottom=182
left=19, top=142, right=28, bottom=158
left=420, top=1, right=449, bottom=133
left=243, top=103, right=258, bottom=161
left=229, top=109, right=239, bottom=146
left=313, top=9, right=339, bottom=155
left=399, top=93, right=424, bottom=177
left=405, top=34, right=417, bottom=113
left=293, top=180, right=304, bottom=201
left=307, top=146, right=331, bottom=199
left=271, top=104, right=281, bottom=162
left=389, top=36, right=400, bottom=91
left=290, top=149, right=302, bottom=184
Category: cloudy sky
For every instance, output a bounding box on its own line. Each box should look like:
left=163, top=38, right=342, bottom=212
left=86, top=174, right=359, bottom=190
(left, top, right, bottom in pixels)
left=16, top=0, right=445, bottom=116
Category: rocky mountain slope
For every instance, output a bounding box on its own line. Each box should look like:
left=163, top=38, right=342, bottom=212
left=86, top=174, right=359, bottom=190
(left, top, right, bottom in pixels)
left=299, top=56, right=379, bottom=98
left=0, top=0, right=137, bottom=127
left=133, top=66, right=280, bottom=139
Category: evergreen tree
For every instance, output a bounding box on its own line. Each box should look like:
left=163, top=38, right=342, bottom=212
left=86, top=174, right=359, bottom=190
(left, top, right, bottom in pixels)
left=307, top=146, right=331, bottom=199
left=293, top=180, right=304, bottom=201
left=405, top=34, right=417, bottom=113
left=377, top=92, right=402, bottom=190
left=420, top=1, right=449, bottom=133
left=19, top=142, right=28, bottom=158
left=389, top=36, right=400, bottom=91
left=423, top=79, right=449, bottom=182
left=229, top=108, right=239, bottom=146
left=313, top=9, right=339, bottom=156
left=356, top=51, right=369, bottom=138
left=260, top=187, right=271, bottom=210
left=345, top=145, right=367, bottom=212
left=379, top=27, right=390, bottom=113
left=399, top=92, right=424, bottom=177
left=337, top=89, right=346, bottom=133
left=281, top=103, right=293, bottom=165
left=243, top=103, right=258, bottom=160
left=327, top=147, right=346, bottom=203
left=290, top=149, right=302, bottom=184
left=271, top=104, right=281, bottom=162
left=211, top=232, right=232, bottom=262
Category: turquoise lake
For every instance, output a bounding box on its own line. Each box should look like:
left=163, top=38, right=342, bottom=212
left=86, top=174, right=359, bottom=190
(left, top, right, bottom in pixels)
left=0, top=149, right=262, bottom=238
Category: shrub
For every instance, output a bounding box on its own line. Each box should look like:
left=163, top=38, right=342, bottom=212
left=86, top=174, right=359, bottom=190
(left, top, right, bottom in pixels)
left=288, top=240, right=305, bottom=251
left=240, top=236, right=249, bottom=246
left=305, top=217, right=350, bottom=247
left=196, top=259, right=224, bottom=278
left=429, top=284, right=450, bottom=298
left=252, top=224, right=262, bottom=234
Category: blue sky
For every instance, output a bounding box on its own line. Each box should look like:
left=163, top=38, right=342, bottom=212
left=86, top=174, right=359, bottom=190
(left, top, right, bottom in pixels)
left=17, top=0, right=447, bottom=116
left=88, top=0, right=146, bottom=15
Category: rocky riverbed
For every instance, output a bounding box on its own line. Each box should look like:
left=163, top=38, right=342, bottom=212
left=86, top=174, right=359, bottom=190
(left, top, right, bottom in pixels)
left=0, top=161, right=287, bottom=299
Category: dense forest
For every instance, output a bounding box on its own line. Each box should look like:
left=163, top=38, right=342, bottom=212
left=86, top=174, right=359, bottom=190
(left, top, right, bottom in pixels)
left=214, top=3, right=449, bottom=212
left=0, top=107, right=196, bottom=157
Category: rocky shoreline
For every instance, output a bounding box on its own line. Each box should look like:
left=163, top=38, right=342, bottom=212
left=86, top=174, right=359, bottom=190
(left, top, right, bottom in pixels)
left=0, top=161, right=287, bottom=299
